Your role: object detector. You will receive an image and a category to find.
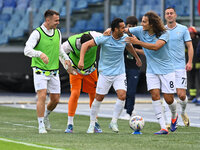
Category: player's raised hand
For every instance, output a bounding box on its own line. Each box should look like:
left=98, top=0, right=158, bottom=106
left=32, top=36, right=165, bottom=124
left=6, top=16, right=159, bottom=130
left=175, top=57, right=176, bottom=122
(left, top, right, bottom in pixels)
left=125, top=35, right=139, bottom=44
left=103, top=28, right=111, bottom=36
left=40, top=53, right=49, bottom=64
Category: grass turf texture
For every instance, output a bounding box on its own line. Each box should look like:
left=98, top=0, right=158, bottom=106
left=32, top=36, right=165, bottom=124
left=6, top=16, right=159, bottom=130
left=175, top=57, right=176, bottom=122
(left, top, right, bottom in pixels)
left=0, top=106, right=199, bottom=150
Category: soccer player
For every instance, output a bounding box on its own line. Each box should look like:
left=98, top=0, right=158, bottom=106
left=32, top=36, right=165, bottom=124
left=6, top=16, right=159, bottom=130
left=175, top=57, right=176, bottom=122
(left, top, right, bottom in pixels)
left=164, top=7, right=193, bottom=127
left=60, top=31, right=102, bottom=133
left=78, top=18, right=142, bottom=133
left=24, top=9, right=74, bottom=134
left=125, top=11, right=178, bottom=134
left=123, top=16, right=142, bottom=119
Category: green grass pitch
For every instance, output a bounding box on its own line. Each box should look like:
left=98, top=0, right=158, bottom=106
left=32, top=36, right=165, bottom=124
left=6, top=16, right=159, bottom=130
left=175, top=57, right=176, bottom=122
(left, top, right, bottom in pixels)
left=0, top=106, right=199, bottom=150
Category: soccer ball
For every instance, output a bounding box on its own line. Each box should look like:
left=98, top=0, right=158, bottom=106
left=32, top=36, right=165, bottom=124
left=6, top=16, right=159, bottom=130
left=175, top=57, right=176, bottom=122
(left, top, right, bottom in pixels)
left=129, top=115, right=145, bottom=132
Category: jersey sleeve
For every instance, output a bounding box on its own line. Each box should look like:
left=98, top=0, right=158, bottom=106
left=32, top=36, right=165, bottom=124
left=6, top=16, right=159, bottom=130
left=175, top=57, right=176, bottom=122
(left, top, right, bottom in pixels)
left=128, top=26, right=143, bottom=38
left=90, top=31, right=103, bottom=38
left=61, top=40, right=72, bottom=54
left=159, top=31, right=169, bottom=43
left=94, top=35, right=108, bottom=46
left=24, top=30, right=42, bottom=58
left=183, top=27, right=192, bottom=42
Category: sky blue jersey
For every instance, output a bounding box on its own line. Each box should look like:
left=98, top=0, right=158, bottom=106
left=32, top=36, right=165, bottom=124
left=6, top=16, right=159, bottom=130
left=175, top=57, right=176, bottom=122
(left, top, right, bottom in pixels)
left=94, top=34, right=128, bottom=76
left=165, top=23, right=191, bottom=69
left=129, top=26, right=174, bottom=74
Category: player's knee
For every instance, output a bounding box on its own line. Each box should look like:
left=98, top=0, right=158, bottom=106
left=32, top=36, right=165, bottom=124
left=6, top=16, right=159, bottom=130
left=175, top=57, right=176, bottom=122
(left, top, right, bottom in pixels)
left=178, top=94, right=186, bottom=101
left=177, top=89, right=186, bottom=101
left=37, top=93, right=47, bottom=101
left=163, top=94, right=174, bottom=104
left=96, top=94, right=104, bottom=101
left=151, top=94, right=160, bottom=100
left=71, top=90, right=81, bottom=100
left=150, top=89, right=160, bottom=100
left=116, top=90, right=126, bottom=100
left=117, top=93, right=126, bottom=100
left=54, top=98, right=59, bottom=104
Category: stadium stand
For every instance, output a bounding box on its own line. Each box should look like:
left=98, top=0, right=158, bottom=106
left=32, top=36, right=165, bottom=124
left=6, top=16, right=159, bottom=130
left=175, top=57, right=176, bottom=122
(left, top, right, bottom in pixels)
left=0, top=0, right=199, bottom=45
left=0, top=0, right=199, bottom=94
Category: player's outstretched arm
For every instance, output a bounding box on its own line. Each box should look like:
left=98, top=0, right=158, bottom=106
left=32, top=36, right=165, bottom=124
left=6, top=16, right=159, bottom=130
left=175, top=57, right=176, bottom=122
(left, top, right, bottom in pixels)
left=78, top=39, right=96, bottom=70
left=103, top=28, right=111, bottom=36
left=126, top=43, right=142, bottom=67
left=125, top=36, right=165, bottom=51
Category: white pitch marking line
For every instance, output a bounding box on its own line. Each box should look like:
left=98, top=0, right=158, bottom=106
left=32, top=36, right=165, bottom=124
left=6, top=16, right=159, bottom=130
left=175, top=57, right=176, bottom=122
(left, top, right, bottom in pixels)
left=0, top=137, right=65, bottom=150
left=2, top=122, right=62, bottom=131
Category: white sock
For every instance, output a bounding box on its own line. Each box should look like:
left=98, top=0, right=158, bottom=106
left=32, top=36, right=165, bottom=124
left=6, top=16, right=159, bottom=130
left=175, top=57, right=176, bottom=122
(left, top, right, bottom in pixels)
left=44, top=109, right=51, bottom=118
left=111, top=99, right=125, bottom=123
left=179, top=96, right=188, bottom=115
left=90, top=99, right=101, bottom=126
left=68, top=116, right=74, bottom=125
left=168, top=99, right=177, bottom=119
left=38, top=117, right=45, bottom=128
left=162, top=99, right=171, bottom=125
left=152, top=100, right=166, bottom=130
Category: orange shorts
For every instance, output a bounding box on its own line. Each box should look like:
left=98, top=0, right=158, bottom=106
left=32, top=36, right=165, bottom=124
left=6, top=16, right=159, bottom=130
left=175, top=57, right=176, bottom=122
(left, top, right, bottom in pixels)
left=69, top=69, right=98, bottom=94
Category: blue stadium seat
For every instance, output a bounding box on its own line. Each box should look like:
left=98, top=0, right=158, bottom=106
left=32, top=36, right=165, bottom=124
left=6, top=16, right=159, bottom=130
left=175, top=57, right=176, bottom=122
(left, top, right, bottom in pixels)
left=3, top=0, right=16, bottom=8
left=0, top=34, right=9, bottom=45
left=18, top=12, right=29, bottom=31
left=14, top=7, right=27, bottom=18
left=8, top=13, right=20, bottom=27
left=164, top=0, right=190, bottom=16
left=0, top=0, right=3, bottom=10
left=60, top=6, right=66, bottom=17
left=88, top=0, right=104, bottom=4
left=73, top=0, right=88, bottom=11
left=70, top=0, right=76, bottom=11
left=110, top=1, right=131, bottom=22
left=30, top=0, right=42, bottom=11
left=110, top=5, right=118, bottom=20
left=2, top=27, right=13, bottom=38
left=0, top=14, right=11, bottom=22
left=85, top=13, right=104, bottom=32
left=92, top=12, right=103, bottom=20
left=16, top=0, right=30, bottom=9
left=0, top=21, right=6, bottom=33
left=12, top=29, right=24, bottom=38
left=2, top=7, right=14, bottom=14
left=33, top=16, right=43, bottom=29
left=71, top=20, right=87, bottom=33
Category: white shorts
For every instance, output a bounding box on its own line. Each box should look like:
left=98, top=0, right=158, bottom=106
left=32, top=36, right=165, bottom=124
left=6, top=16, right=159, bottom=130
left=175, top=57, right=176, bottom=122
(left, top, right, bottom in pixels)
left=146, top=72, right=175, bottom=94
left=96, top=73, right=127, bottom=95
left=175, top=69, right=187, bottom=89
left=33, top=68, right=60, bottom=94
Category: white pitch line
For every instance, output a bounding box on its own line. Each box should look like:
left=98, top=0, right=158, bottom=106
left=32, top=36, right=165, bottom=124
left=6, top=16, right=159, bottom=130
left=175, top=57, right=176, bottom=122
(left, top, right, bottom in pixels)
left=0, top=137, right=65, bottom=150
left=2, top=122, right=62, bottom=131
left=4, top=122, right=37, bottom=129
left=173, top=132, right=200, bottom=134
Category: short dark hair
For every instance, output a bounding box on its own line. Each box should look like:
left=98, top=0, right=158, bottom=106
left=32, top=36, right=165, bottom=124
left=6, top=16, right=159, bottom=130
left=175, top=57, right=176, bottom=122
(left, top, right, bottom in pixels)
left=111, top=18, right=124, bottom=32
left=126, top=16, right=138, bottom=26
left=80, top=34, right=93, bottom=44
left=165, top=7, right=176, bottom=12
left=44, top=9, right=59, bottom=19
